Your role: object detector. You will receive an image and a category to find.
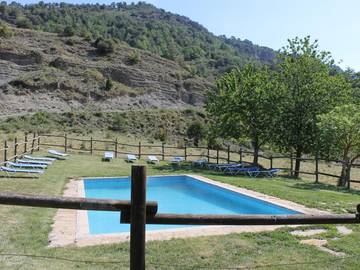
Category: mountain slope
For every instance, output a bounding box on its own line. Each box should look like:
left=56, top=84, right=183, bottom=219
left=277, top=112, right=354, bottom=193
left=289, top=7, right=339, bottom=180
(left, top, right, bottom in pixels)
left=0, top=2, right=276, bottom=78
left=0, top=26, right=212, bottom=115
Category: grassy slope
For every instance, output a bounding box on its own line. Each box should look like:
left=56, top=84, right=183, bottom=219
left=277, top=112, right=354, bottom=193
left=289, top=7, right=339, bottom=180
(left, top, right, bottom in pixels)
left=0, top=153, right=359, bottom=269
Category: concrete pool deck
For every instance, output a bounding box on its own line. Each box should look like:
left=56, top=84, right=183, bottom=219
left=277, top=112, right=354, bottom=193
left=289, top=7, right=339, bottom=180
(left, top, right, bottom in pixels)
left=48, top=175, right=328, bottom=247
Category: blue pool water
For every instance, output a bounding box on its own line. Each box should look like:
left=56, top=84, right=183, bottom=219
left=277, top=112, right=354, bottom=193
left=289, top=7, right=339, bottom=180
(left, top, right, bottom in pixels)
left=84, top=175, right=299, bottom=234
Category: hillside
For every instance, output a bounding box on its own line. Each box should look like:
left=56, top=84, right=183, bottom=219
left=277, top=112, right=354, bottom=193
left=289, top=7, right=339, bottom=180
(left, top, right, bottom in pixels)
left=0, top=26, right=212, bottom=115
left=0, top=2, right=276, bottom=78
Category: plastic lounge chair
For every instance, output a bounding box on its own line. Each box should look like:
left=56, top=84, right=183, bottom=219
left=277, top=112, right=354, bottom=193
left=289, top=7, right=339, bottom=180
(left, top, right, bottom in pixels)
left=126, top=154, right=137, bottom=163
left=17, top=159, right=52, bottom=165
left=170, top=156, right=185, bottom=164
left=103, top=151, right=114, bottom=162
left=147, top=156, right=159, bottom=164
left=248, top=168, right=280, bottom=178
left=225, top=166, right=258, bottom=176
left=216, top=163, right=242, bottom=172
left=0, top=166, right=44, bottom=175
left=23, top=155, right=56, bottom=162
left=192, top=158, right=208, bottom=167
left=48, top=149, right=69, bottom=157
left=7, top=161, right=47, bottom=170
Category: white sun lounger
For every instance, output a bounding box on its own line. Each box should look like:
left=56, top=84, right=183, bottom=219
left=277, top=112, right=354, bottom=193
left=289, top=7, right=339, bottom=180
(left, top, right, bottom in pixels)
left=7, top=161, right=47, bottom=170
left=0, top=166, right=44, bottom=175
left=23, top=155, right=56, bottom=162
left=17, top=159, right=52, bottom=165
left=103, top=151, right=114, bottom=162
left=147, top=155, right=159, bottom=164
left=126, top=154, right=137, bottom=162
left=48, top=149, right=69, bottom=157
left=170, top=156, right=185, bottom=164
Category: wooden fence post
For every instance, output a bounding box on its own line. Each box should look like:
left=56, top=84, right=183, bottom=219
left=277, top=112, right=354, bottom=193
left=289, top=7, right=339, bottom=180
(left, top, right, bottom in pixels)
left=270, top=155, right=273, bottom=170
left=227, top=145, right=230, bottom=164
left=37, top=135, right=40, bottom=151
left=239, top=147, right=243, bottom=164
left=216, top=148, right=219, bottom=164
left=24, top=133, right=28, bottom=153
left=64, top=134, right=68, bottom=153
left=114, top=138, right=118, bottom=158
left=90, top=137, right=93, bottom=155
left=207, top=145, right=210, bottom=162
left=14, top=137, right=17, bottom=161
left=31, top=133, right=36, bottom=154
left=184, top=145, right=187, bottom=161
left=290, top=155, right=294, bottom=177
left=161, top=142, right=165, bottom=161
left=4, top=140, right=7, bottom=162
left=315, top=153, right=319, bottom=183
left=138, top=141, right=141, bottom=159
left=130, top=165, right=147, bottom=270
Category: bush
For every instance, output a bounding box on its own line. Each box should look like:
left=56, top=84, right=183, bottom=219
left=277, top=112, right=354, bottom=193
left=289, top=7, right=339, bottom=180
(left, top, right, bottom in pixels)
left=63, top=26, right=75, bottom=37
left=94, top=38, right=114, bottom=55
left=16, top=17, right=32, bottom=29
left=128, top=51, right=140, bottom=65
left=0, top=22, right=13, bottom=38
left=105, top=78, right=113, bottom=91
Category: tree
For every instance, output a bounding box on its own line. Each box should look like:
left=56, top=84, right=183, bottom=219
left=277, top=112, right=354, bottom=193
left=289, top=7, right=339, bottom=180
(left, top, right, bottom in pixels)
left=206, top=64, right=282, bottom=165
left=275, top=36, right=351, bottom=178
left=187, top=121, right=205, bottom=147
left=317, top=104, right=360, bottom=188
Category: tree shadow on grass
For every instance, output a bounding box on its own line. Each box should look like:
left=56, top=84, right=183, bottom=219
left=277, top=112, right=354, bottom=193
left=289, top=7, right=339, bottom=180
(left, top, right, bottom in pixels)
left=291, top=181, right=360, bottom=196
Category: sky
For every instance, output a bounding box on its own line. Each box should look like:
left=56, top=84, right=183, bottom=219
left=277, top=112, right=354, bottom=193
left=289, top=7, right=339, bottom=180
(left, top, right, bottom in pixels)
left=16, top=0, right=360, bottom=71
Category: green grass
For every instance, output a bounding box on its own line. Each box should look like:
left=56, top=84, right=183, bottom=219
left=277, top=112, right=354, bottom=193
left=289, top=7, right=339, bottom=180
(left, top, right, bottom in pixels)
left=0, top=152, right=359, bottom=269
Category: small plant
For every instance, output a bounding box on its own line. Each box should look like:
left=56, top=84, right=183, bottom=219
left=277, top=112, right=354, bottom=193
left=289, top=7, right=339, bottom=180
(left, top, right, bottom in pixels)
left=128, top=51, right=140, bottom=65
left=105, top=78, right=113, bottom=91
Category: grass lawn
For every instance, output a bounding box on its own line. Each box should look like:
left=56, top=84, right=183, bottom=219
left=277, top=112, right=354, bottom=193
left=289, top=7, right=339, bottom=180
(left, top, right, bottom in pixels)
left=0, top=152, right=359, bottom=269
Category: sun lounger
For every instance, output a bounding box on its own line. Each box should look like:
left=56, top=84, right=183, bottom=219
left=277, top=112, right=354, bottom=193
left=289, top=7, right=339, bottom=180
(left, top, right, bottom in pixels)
left=248, top=168, right=280, bottom=177
left=0, top=166, right=44, bottom=175
left=103, top=151, right=114, bottom=162
left=192, top=158, right=208, bottom=167
left=147, top=155, right=159, bottom=164
left=17, top=159, right=52, bottom=165
left=215, top=163, right=242, bottom=172
left=170, top=156, right=185, bottom=164
left=224, top=166, right=259, bottom=176
left=7, top=161, right=47, bottom=170
left=23, top=155, right=56, bottom=162
left=126, top=154, right=137, bottom=162
left=48, top=149, right=69, bottom=157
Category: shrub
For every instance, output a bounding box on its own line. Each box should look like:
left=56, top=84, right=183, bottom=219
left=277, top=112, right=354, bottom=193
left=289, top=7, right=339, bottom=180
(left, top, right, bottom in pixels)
left=63, top=26, right=75, bottom=37
left=0, top=22, right=13, bottom=38
left=105, top=78, right=113, bottom=91
left=94, top=38, right=114, bottom=55
left=128, top=51, right=140, bottom=65
left=16, top=17, right=32, bottom=29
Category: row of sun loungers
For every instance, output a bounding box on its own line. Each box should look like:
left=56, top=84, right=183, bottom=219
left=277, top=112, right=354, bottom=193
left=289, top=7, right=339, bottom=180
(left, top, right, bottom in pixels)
left=0, top=149, right=68, bottom=177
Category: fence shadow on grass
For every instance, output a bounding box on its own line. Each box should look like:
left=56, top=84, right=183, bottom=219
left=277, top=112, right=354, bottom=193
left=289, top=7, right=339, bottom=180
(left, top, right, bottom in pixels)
left=292, top=182, right=360, bottom=196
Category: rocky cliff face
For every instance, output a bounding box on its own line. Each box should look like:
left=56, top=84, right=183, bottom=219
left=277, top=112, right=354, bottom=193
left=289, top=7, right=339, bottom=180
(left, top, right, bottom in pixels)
left=0, top=27, right=213, bottom=116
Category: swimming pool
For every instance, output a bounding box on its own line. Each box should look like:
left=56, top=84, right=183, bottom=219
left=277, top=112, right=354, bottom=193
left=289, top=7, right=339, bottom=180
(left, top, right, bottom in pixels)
left=84, top=175, right=299, bottom=235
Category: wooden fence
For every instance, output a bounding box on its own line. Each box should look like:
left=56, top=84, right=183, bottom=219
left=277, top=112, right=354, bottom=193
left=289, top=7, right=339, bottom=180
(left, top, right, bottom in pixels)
left=0, top=166, right=359, bottom=270
left=36, top=133, right=360, bottom=188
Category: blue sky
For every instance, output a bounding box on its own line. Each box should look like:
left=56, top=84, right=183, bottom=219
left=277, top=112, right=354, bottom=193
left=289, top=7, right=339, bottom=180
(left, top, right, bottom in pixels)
left=16, top=0, right=360, bottom=71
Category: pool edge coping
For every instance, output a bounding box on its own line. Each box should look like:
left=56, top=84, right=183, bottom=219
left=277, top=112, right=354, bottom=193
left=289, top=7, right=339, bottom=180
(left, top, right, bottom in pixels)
left=48, top=174, right=328, bottom=248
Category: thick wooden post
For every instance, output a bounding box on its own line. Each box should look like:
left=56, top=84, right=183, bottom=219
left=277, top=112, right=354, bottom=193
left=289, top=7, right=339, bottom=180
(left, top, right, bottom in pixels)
left=90, top=137, right=93, bottom=155
left=216, top=148, right=219, bottom=164
left=184, top=145, right=187, bottom=161
left=239, top=147, right=243, bottom=164
left=24, top=133, right=28, bottom=153
left=207, top=145, right=210, bottom=162
left=290, top=155, right=294, bottom=177
left=115, top=138, right=118, bottom=158
left=4, top=140, right=7, bottom=162
left=14, top=138, right=18, bottom=161
left=130, top=165, right=147, bottom=270
left=161, top=142, right=165, bottom=161
left=270, top=155, right=273, bottom=170
left=315, top=154, right=319, bottom=183
left=227, top=145, right=230, bottom=164
left=64, top=134, right=68, bottom=153
left=138, top=141, right=141, bottom=159
left=31, top=133, right=36, bottom=154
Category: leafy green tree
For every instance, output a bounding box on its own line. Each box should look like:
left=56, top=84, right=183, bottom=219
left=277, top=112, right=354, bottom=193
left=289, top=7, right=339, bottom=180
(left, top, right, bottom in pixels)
left=206, top=64, right=282, bottom=165
left=317, top=104, right=360, bottom=188
left=187, top=121, right=205, bottom=146
left=275, top=36, right=351, bottom=178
